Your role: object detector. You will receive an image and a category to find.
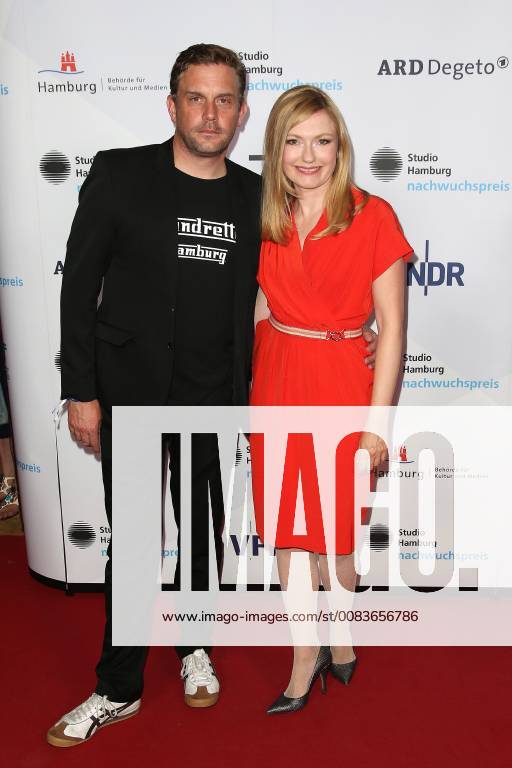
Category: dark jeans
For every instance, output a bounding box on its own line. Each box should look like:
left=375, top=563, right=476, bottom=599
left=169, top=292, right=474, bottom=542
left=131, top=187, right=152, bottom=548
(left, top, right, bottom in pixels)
left=95, top=406, right=225, bottom=702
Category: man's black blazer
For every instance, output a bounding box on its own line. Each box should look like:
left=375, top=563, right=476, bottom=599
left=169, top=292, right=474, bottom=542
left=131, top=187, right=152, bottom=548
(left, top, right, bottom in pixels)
left=60, top=137, right=262, bottom=406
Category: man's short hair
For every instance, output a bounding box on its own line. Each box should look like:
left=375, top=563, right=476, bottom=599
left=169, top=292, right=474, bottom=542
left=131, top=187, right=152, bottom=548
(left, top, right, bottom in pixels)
left=170, top=43, right=247, bottom=103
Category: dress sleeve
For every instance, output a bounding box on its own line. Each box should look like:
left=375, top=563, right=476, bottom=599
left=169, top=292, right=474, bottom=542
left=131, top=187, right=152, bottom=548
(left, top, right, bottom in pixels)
left=256, top=240, right=269, bottom=288
left=372, top=200, right=414, bottom=281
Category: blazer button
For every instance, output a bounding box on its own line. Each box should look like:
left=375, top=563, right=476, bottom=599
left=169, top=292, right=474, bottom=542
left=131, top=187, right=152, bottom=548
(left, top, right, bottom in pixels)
left=167, top=343, right=173, bottom=351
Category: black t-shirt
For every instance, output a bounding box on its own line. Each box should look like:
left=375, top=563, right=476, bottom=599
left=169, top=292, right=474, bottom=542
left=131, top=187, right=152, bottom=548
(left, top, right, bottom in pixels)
left=169, top=167, right=236, bottom=404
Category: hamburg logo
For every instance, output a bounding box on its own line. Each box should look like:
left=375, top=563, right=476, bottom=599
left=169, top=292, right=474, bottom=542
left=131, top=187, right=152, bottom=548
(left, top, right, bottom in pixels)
left=390, top=445, right=414, bottom=464
left=38, top=51, right=84, bottom=75
left=369, top=147, right=403, bottom=181
left=37, top=53, right=96, bottom=94
left=67, top=521, right=96, bottom=549
left=40, top=151, right=71, bottom=184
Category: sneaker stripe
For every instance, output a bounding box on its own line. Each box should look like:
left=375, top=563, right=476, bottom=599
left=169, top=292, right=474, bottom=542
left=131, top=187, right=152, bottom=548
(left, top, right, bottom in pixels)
left=85, top=716, right=100, bottom=740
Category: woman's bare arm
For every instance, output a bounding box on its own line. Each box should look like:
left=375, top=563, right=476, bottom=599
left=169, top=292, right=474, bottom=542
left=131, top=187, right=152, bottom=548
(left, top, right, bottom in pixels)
left=370, top=258, right=406, bottom=405
left=254, top=287, right=271, bottom=328
left=359, top=258, right=406, bottom=468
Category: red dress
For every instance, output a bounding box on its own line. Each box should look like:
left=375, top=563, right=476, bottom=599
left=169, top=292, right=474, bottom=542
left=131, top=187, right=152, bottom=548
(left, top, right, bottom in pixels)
left=249, top=191, right=413, bottom=554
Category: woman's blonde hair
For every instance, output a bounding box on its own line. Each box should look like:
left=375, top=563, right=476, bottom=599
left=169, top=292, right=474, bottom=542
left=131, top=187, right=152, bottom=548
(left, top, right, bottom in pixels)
left=261, top=85, right=367, bottom=243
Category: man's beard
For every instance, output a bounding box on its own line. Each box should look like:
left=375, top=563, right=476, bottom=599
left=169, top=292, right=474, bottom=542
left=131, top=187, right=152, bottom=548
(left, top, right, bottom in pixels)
left=177, top=126, right=233, bottom=158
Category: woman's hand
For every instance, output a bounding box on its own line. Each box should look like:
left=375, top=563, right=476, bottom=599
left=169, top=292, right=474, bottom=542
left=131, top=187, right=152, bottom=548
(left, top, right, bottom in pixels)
left=362, top=326, right=377, bottom=368
left=358, top=431, right=388, bottom=470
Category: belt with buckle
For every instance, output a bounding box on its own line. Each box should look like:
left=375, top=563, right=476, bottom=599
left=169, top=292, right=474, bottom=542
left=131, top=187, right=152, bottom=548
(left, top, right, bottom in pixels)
left=268, top=314, right=363, bottom=341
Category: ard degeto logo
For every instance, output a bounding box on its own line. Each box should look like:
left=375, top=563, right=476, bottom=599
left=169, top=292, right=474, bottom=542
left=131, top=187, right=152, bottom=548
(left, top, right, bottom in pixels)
left=408, top=240, right=464, bottom=296
left=38, top=51, right=84, bottom=75
left=40, top=151, right=71, bottom=184
left=377, top=56, right=509, bottom=80
left=369, top=147, right=403, bottom=181
left=68, top=521, right=96, bottom=549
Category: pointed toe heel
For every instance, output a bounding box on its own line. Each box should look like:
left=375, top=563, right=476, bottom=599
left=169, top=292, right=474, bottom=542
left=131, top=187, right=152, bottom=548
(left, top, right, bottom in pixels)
left=329, top=655, right=357, bottom=686
left=266, top=691, right=307, bottom=715
left=266, top=646, right=332, bottom=715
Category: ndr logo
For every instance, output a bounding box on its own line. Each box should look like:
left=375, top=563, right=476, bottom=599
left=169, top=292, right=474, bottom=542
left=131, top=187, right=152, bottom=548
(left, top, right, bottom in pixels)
left=408, top=241, right=464, bottom=296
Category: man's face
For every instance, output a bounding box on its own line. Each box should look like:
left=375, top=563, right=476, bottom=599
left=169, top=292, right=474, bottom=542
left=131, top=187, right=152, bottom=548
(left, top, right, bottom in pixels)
left=167, top=63, right=247, bottom=157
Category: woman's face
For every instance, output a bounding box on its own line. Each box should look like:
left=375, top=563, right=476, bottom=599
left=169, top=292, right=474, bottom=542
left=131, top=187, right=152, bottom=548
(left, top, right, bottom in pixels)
left=282, top=109, right=338, bottom=195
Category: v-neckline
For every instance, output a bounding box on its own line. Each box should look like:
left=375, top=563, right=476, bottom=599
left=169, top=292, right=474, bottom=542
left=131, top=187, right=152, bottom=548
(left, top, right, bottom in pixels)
left=292, top=208, right=327, bottom=254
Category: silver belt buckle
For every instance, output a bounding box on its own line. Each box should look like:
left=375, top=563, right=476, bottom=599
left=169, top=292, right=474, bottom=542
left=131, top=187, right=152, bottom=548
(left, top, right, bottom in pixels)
left=326, top=329, right=345, bottom=341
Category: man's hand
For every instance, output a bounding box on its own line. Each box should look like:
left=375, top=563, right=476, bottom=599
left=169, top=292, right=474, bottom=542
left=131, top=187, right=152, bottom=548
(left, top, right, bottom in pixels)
left=363, top=326, right=378, bottom=368
left=68, top=400, right=102, bottom=454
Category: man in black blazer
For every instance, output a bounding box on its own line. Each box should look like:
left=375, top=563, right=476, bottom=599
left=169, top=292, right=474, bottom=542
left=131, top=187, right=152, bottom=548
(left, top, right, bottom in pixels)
left=48, top=43, right=263, bottom=748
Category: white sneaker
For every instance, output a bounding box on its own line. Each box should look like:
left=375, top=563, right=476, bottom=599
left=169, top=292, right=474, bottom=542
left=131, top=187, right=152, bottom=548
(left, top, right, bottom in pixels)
left=181, top=649, right=220, bottom=708
left=47, top=692, right=141, bottom=747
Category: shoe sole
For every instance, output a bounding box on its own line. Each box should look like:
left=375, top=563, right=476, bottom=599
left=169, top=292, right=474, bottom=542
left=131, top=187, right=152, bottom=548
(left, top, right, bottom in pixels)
left=184, top=692, right=219, bottom=708
left=47, top=708, right=140, bottom=748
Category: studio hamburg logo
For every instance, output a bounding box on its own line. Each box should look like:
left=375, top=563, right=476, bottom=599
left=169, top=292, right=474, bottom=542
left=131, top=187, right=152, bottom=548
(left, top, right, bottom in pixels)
left=39, top=151, right=71, bottom=184
left=369, top=147, right=403, bottom=181
left=67, top=521, right=96, bottom=549
left=369, top=524, right=390, bottom=552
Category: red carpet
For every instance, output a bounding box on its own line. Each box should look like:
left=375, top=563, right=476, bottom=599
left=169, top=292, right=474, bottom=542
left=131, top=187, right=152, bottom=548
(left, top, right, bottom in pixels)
left=2, top=535, right=510, bottom=768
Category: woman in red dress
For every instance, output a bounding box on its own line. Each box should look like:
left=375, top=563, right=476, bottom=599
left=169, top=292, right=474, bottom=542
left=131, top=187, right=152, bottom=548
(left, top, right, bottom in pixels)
left=250, top=86, right=413, bottom=714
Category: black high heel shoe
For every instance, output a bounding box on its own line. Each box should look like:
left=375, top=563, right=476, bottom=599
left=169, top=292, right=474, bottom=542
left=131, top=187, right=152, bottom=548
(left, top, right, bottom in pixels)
left=266, top=646, right=332, bottom=715
left=329, top=651, right=357, bottom=685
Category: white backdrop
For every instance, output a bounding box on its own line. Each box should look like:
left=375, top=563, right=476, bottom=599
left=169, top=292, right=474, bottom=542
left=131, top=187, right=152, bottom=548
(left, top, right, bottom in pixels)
left=0, top=0, right=510, bottom=586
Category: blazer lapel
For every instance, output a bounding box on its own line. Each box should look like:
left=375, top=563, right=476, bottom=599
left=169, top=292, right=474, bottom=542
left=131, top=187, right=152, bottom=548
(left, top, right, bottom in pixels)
left=152, top=137, right=179, bottom=307
left=225, top=160, right=261, bottom=402
left=226, top=161, right=258, bottom=329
